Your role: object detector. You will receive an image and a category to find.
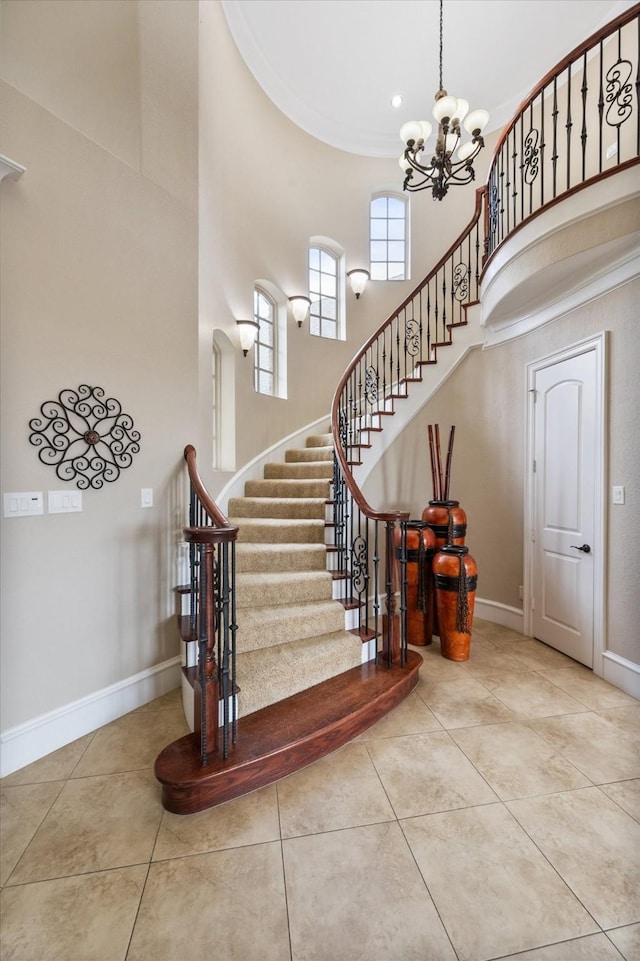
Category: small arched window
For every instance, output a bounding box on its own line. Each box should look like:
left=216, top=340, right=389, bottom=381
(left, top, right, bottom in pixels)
left=254, top=285, right=277, bottom=396
left=370, top=193, right=409, bottom=281
left=253, top=282, right=287, bottom=398
left=309, top=241, right=345, bottom=340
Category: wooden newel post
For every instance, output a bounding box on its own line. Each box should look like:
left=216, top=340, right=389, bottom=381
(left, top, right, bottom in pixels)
left=194, top=541, right=219, bottom=761
left=382, top=520, right=401, bottom=664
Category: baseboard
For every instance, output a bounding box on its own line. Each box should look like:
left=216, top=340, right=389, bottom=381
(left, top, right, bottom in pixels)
left=601, top=651, right=640, bottom=699
left=474, top=597, right=525, bottom=634
left=0, top=656, right=182, bottom=778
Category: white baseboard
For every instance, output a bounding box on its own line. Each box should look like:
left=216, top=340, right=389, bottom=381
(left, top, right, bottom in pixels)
left=474, top=597, right=525, bottom=634
left=602, top=651, right=640, bottom=699
left=0, top=656, right=182, bottom=778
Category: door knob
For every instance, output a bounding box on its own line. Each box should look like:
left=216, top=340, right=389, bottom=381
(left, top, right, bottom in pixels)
left=570, top=544, right=591, bottom=553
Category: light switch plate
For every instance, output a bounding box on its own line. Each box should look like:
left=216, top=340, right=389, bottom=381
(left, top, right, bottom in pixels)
left=612, top=485, right=625, bottom=505
left=3, top=492, right=44, bottom=517
left=48, top=490, right=82, bottom=513
left=141, top=488, right=153, bottom=508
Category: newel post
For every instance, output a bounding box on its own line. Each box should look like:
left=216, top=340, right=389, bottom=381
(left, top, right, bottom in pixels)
left=184, top=529, right=222, bottom=764
left=382, top=520, right=403, bottom=664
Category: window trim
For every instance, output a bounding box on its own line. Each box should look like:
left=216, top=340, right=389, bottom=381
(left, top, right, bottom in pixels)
left=253, top=281, right=288, bottom=399
left=308, top=236, right=346, bottom=341
left=369, top=191, right=410, bottom=282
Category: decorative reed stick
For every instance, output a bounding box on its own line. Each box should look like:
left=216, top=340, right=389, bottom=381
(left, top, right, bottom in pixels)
left=444, top=425, right=455, bottom=501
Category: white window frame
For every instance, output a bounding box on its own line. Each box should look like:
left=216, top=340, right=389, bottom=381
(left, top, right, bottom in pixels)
left=369, top=192, right=410, bottom=281
left=308, top=236, right=346, bottom=341
left=253, top=281, right=287, bottom=399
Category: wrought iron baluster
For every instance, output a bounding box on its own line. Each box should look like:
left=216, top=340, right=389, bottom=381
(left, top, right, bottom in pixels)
left=540, top=89, right=546, bottom=207
left=511, top=127, right=518, bottom=229
left=552, top=77, right=559, bottom=197
left=566, top=61, right=573, bottom=190
left=581, top=50, right=588, bottom=182
left=519, top=112, right=525, bottom=224
left=598, top=39, right=605, bottom=171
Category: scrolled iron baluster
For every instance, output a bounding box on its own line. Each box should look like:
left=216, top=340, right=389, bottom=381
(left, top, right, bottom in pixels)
left=452, top=263, right=469, bottom=304
left=405, top=318, right=421, bottom=357
left=351, top=534, right=368, bottom=596
left=523, top=128, right=540, bottom=185
left=605, top=58, right=633, bottom=128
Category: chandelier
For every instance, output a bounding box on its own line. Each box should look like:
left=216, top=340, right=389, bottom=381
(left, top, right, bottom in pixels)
left=399, top=0, right=489, bottom=200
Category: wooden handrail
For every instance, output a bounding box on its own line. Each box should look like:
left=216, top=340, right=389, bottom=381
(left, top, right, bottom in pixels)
left=183, top=444, right=237, bottom=537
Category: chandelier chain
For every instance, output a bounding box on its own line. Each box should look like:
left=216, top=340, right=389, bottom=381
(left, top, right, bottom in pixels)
left=439, top=0, right=443, bottom=92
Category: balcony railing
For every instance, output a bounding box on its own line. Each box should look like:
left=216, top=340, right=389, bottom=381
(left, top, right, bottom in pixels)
left=485, top=4, right=639, bottom=262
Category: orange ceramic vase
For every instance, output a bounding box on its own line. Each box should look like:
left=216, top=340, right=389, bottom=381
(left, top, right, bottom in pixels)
left=421, top=499, right=467, bottom=547
left=432, top=544, right=477, bottom=661
left=394, top=522, right=436, bottom=647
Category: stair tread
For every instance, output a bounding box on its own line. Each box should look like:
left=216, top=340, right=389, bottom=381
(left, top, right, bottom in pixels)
left=155, top=651, right=422, bottom=814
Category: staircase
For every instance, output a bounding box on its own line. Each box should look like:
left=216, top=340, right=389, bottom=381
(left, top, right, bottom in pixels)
left=155, top=437, right=420, bottom=814
left=226, top=431, right=365, bottom=717
left=156, top=4, right=640, bottom=815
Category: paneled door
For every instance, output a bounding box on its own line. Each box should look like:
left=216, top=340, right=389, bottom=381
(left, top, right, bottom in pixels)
left=529, top=339, right=603, bottom=667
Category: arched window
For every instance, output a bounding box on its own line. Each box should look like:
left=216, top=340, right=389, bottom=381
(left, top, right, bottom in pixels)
left=308, top=238, right=345, bottom=340
left=254, top=286, right=276, bottom=395
left=253, top=282, right=287, bottom=398
left=370, top=193, right=409, bottom=281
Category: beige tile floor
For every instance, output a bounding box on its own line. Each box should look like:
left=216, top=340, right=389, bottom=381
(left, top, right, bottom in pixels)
left=2, top=618, right=639, bottom=961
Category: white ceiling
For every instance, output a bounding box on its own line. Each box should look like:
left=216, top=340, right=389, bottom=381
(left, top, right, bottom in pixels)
left=221, top=0, right=634, bottom=158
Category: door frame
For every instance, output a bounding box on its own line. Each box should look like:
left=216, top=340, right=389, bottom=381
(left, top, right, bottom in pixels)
left=524, top=332, right=607, bottom=676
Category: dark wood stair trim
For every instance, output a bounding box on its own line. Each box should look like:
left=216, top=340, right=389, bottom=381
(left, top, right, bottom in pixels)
left=155, top=650, right=422, bottom=815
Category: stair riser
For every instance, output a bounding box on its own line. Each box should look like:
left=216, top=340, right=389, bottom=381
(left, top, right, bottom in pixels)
left=234, top=523, right=326, bottom=545
left=305, top=433, right=333, bottom=447
left=236, top=547, right=328, bottom=573
left=235, top=631, right=363, bottom=716
left=263, top=463, right=334, bottom=480
left=285, top=447, right=333, bottom=463
left=244, top=480, right=332, bottom=498
left=236, top=608, right=346, bottom=653
left=228, top=497, right=328, bottom=519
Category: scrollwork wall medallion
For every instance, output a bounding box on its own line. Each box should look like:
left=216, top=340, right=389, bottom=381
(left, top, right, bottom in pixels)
left=29, top=385, right=141, bottom=489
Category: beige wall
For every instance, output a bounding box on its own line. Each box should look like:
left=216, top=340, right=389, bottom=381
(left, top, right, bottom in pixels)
left=0, top=0, right=199, bottom=735
left=198, top=0, right=492, bottom=487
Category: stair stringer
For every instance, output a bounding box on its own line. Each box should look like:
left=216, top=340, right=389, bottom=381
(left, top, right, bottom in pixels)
left=353, top=303, right=483, bottom=488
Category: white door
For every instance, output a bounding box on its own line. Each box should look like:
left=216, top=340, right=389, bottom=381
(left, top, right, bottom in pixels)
left=530, top=344, right=600, bottom=667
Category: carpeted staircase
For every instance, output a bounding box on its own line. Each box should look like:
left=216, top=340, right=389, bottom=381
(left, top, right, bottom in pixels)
left=227, top=431, right=364, bottom=717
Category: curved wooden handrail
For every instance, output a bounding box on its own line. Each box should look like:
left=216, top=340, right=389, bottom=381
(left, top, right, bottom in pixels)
left=183, top=444, right=237, bottom=537
left=331, top=186, right=485, bottom=523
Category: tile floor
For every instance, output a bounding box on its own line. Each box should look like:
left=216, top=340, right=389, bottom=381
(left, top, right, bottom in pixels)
left=1, top=618, right=639, bottom=961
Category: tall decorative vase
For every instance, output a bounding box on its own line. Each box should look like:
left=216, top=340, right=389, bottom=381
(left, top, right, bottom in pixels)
left=432, top=544, right=477, bottom=661
left=421, top=499, right=467, bottom=547
left=394, top=522, right=436, bottom=647
left=421, top=499, right=467, bottom=636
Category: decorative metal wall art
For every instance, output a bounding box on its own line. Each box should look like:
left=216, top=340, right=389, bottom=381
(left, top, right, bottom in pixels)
left=29, top=385, right=141, bottom=489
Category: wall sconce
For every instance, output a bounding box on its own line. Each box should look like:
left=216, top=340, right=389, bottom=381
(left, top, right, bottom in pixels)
left=289, top=295, right=311, bottom=328
left=236, top=319, right=259, bottom=356
left=347, top=269, right=370, bottom=299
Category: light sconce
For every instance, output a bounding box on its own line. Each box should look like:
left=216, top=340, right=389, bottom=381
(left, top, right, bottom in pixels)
left=236, top=319, right=259, bottom=356
left=347, top=269, right=370, bottom=299
left=289, top=295, right=311, bottom=328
